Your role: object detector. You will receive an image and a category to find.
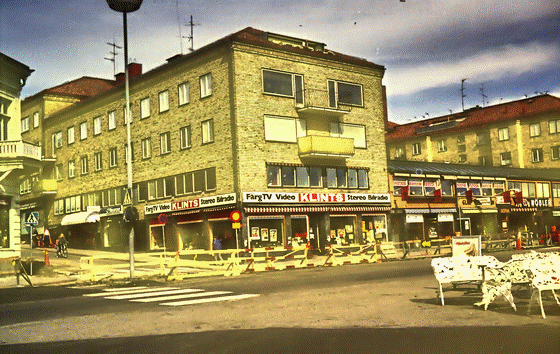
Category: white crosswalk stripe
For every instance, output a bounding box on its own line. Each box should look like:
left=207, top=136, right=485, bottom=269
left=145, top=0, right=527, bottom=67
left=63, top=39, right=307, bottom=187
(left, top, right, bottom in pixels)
left=83, top=286, right=259, bottom=306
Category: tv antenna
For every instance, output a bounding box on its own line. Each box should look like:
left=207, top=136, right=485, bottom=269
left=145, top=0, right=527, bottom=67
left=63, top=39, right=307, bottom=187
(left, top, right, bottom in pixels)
left=461, top=78, right=467, bottom=111
left=186, top=15, right=200, bottom=52
left=105, top=39, right=122, bottom=77
left=480, top=83, right=488, bottom=107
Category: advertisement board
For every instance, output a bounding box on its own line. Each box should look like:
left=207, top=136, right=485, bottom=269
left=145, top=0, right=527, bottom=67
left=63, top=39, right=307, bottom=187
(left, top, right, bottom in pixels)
left=452, top=235, right=481, bottom=257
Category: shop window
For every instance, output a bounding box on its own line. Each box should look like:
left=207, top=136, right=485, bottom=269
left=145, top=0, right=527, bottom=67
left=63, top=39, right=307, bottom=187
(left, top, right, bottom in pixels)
left=393, top=177, right=407, bottom=196
left=536, top=182, right=550, bottom=198
left=456, top=180, right=468, bottom=196
left=441, top=180, right=453, bottom=196
left=408, top=179, right=423, bottom=196
left=362, top=215, right=387, bottom=242
left=248, top=216, right=284, bottom=248
left=493, top=182, right=504, bottom=196
left=482, top=181, right=493, bottom=196
left=552, top=183, right=560, bottom=198
left=424, top=180, right=436, bottom=196
left=469, top=181, right=481, bottom=196
left=329, top=215, right=357, bottom=245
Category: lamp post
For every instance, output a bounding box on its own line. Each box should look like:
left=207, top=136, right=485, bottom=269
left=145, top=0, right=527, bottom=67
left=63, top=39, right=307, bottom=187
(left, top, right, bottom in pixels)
left=107, top=0, right=143, bottom=279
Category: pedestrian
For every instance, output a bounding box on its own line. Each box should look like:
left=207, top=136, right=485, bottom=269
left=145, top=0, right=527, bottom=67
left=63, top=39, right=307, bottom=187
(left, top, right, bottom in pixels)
left=56, top=233, right=68, bottom=257
left=213, top=237, right=223, bottom=261
left=43, top=227, right=51, bottom=248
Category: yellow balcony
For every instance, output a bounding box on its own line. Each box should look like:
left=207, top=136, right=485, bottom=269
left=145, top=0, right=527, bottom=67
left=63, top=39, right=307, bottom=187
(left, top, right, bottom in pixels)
left=32, top=179, right=58, bottom=194
left=298, top=135, right=355, bottom=159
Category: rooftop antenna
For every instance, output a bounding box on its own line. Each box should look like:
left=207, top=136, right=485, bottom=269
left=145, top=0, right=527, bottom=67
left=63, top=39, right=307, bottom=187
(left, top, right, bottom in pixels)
left=480, top=83, right=488, bottom=107
left=175, top=1, right=188, bottom=54
left=461, top=78, right=467, bottom=111
left=105, top=39, right=122, bottom=77
left=186, top=15, right=200, bottom=52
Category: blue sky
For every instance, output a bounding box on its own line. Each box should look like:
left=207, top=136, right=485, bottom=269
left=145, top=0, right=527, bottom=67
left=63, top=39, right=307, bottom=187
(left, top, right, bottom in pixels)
left=1, top=0, right=559, bottom=123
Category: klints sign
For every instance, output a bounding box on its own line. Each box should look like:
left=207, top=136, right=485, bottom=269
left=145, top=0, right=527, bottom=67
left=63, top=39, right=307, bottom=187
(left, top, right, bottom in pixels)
left=145, top=193, right=236, bottom=215
left=243, top=192, right=390, bottom=204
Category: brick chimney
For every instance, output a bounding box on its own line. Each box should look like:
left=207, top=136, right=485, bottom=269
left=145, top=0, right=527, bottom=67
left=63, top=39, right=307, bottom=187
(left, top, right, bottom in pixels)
left=115, top=63, right=143, bottom=84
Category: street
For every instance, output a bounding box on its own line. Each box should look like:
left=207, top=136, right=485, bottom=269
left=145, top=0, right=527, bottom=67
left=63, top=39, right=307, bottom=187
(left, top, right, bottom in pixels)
left=1, top=251, right=560, bottom=353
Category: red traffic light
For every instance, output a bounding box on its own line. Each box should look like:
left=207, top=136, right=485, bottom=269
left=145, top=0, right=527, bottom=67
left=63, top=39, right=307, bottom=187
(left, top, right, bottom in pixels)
left=230, top=210, right=242, bottom=222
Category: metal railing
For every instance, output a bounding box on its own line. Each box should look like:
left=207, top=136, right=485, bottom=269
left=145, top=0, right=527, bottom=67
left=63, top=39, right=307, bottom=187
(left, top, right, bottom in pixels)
left=295, top=89, right=351, bottom=113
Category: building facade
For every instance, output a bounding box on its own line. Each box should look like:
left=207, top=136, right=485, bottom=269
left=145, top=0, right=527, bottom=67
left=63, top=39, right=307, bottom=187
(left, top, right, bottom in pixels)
left=22, top=28, right=390, bottom=252
left=386, top=95, right=560, bottom=169
left=0, top=53, right=35, bottom=258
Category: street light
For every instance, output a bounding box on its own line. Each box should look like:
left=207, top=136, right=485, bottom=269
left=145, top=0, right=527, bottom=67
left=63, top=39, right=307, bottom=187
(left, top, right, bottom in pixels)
left=107, top=0, right=143, bottom=279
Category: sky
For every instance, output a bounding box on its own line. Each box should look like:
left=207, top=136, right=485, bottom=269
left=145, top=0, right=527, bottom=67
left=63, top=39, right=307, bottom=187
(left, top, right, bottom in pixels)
left=1, top=0, right=559, bottom=124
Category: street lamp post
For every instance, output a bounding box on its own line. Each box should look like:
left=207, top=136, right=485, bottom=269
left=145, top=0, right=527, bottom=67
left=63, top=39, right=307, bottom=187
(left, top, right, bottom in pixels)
left=107, top=0, right=143, bottom=279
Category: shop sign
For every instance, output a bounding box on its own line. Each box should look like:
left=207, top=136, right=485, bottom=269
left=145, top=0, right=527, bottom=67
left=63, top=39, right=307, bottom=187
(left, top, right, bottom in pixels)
left=100, top=205, right=123, bottom=216
left=243, top=192, right=390, bottom=204
left=553, top=211, right=560, bottom=217
left=19, top=202, right=37, bottom=210
left=145, top=193, right=236, bottom=215
left=406, top=214, right=424, bottom=223
left=514, top=198, right=550, bottom=208
left=437, top=213, right=454, bottom=222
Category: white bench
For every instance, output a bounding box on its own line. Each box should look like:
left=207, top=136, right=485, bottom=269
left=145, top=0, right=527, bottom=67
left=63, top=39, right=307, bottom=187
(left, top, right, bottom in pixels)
left=527, top=253, right=560, bottom=318
left=431, top=255, right=500, bottom=306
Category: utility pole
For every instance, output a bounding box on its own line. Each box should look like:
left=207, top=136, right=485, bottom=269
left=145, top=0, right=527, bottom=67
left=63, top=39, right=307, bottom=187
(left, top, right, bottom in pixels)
left=461, top=78, right=467, bottom=111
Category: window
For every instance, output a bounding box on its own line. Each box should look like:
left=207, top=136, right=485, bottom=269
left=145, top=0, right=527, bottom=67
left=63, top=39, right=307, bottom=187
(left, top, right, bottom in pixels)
left=65, top=196, right=81, bottom=213
left=21, top=117, right=29, bottom=132
left=33, top=112, right=39, bottom=128
left=536, top=182, right=550, bottom=198
left=93, top=116, right=101, bottom=135
left=437, top=139, right=446, bottom=152
left=142, top=138, right=152, bottom=159
left=412, top=143, right=421, bottom=156
left=80, top=122, right=87, bottom=140
left=395, top=147, right=405, bottom=159
left=178, top=82, right=190, bottom=105
left=479, top=156, right=491, bottom=166
left=549, top=119, right=560, bottom=134
left=481, top=181, right=493, bottom=196
left=408, top=179, right=423, bottom=196
left=201, top=119, right=214, bottom=144
left=140, top=97, right=150, bottom=119
left=330, top=122, right=366, bottom=148
left=20, top=178, right=31, bottom=194
left=200, top=73, right=212, bottom=98
left=281, top=166, right=296, bottom=187
left=493, top=182, right=504, bottom=196
left=531, top=148, right=543, bottom=163
left=94, top=152, right=102, bottom=171
left=109, top=148, right=117, bottom=168
left=358, top=170, right=368, bottom=189
left=295, top=167, right=310, bottom=187
left=262, top=69, right=303, bottom=103
left=81, top=156, right=88, bottom=175
left=529, top=123, right=541, bottom=137
left=328, top=80, right=363, bottom=107
left=67, top=126, right=75, bottom=144
left=54, top=131, right=63, bottom=149
left=180, top=126, right=191, bottom=149
left=457, top=135, right=465, bottom=144
left=500, top=151, right=512, bottom=166
left=469, top=181, right=482, bottom=196
left=552, top=183, right=560, bottom=198
left=551, top=146, right=560, bottom=160
left=54, top=199, right=65, bottom=215
left=459, top=154, right=467, bottom=163
left=55, top=164, right=63, bottom=181
left=160, top=132, right=171, bottom=154
left=476, top=132, right=489, bottom=145
left=82, top=192, right=101, bottom=209
left=68, top=160, right=75, bottom=178
left=336, top=168, right=347, bottom=188
left=267, top=165, right=281, bottom=187
left=108, top=110, right=116, bottom=130
left=102, top=187, right=122, bottom=207
left=309, top=167, right=323, bottom=187
left=326, top=168, right=337, bottom=188
left=264, top=116, right=306, bottom=143
left=498, top=127, right=509, bottom=141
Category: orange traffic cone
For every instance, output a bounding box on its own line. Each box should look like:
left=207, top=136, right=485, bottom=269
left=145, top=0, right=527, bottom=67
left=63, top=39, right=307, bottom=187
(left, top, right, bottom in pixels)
left=516, top=232, right=522, bottom=250
left=44, top=249, right=50, bottom=266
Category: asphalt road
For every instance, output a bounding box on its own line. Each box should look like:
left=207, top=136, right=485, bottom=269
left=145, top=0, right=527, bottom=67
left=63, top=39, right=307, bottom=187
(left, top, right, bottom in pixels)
left=1, top=249, right=560, bottom=353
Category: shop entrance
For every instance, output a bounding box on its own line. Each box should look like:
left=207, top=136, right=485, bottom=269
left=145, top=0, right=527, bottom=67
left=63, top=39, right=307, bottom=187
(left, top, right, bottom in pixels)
left=149, top=224, right=165, bottom=250
left=290, top=215, right=309, bottom=247
left=178, top=221, right=204, bottom=250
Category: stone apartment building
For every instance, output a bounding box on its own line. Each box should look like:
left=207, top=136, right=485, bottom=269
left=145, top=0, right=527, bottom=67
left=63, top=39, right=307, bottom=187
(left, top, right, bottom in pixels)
left=0, top=53, right=35, bottom=258
left=21, top=27, right=390, bottom=252
left=386, top=94, right=560, bottom=168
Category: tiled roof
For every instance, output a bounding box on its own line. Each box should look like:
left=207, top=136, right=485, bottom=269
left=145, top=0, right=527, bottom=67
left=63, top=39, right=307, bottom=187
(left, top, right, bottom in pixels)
left=386, top=94, right=560, bottom=142
left=45, top=77, right=115, bottom=98
left=388, top=160, right=560, bottom=181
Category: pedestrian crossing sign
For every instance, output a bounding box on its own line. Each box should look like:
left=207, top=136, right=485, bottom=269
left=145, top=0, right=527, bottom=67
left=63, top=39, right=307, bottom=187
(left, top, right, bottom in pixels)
left=123, top=188, right=132, bottom=206
left=25, top=212, right=39, bottom=225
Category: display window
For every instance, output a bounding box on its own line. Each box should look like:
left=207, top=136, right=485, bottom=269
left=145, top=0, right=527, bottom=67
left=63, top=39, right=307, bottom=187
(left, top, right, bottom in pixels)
left=329, top=215, right=357, bottom=245
left=290, top=215, right=309, bottom=247
left=177, top=221, right=205, bottom=250
left=362, top=214, right=387, bottom=242
left=247, top=216, right=284, bottom=248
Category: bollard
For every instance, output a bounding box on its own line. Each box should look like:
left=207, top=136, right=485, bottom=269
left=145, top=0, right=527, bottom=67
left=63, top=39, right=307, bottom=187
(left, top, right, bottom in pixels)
left=516, top=232, right=522, bottom=250
left=44, top=249, right=50, bottom=266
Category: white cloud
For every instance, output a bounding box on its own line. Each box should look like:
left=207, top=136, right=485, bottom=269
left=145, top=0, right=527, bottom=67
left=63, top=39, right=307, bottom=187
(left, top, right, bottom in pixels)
left=384, top=42, right=559, bottom=96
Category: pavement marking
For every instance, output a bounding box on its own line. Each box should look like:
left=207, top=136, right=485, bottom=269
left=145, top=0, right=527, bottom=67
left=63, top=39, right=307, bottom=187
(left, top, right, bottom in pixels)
left=105, top=288, right=205, bottom=300
left=101, top=286, right=149, bottom=292
left=84, top=287, right=179, bottom=297
left=130, top=290, right=231, bottom=303
left=161, top=294, right=260, bottom=306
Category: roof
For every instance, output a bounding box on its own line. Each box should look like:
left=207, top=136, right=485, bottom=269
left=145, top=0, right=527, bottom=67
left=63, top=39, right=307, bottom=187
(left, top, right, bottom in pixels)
left=386, top=94, right=560, bottom=143
left=24, top=77, right=116, bottom=103
left=388, top=160, right=560, bottom=181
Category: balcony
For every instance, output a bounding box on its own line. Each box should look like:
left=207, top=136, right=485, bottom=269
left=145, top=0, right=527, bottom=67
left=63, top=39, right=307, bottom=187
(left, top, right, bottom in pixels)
left=33, top=179, right=58, bottom=195
left=295, top=89, right=351, bottom=117
left=0, top=140, right=43, bottom=174
left=298, top=135, right=355, bottom=159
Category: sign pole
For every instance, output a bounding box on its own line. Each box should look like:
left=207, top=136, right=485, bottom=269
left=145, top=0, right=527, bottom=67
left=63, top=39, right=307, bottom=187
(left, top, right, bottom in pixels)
left=29, top=225, right=33, bottom=276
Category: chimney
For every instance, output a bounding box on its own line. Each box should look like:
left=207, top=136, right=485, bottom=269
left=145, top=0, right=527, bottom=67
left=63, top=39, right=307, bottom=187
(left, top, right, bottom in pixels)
left=115, top=62, right=143, bottom=85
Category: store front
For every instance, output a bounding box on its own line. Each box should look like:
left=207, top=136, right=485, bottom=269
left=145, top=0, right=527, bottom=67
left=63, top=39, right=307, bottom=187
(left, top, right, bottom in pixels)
left=242, top=192, right=391, bottom=249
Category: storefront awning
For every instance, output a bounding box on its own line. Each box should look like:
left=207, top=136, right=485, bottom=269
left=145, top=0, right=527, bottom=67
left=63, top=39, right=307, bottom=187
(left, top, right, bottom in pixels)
left=245, top=206, right=390, bottom=214
left=61, top=211, right=100, bottom=226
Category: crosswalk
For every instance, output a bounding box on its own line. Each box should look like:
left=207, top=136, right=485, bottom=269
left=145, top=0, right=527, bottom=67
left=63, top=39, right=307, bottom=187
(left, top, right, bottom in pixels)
left=83, top=286, right=259, bottom=306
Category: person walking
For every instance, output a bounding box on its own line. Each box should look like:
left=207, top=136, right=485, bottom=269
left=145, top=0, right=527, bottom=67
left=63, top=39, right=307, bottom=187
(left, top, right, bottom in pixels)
left=213, top=237, right=223, bottom=261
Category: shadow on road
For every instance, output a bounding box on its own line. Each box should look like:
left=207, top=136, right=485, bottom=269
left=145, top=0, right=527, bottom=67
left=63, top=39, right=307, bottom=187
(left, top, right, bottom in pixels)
left=3, top=326, right=559, bottom=354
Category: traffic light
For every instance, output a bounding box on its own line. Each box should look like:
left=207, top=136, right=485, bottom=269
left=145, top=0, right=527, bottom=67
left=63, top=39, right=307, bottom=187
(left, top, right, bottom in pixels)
left=400, top=186, right=409, bottom=201
left=465, top=189, right=473, bottom=204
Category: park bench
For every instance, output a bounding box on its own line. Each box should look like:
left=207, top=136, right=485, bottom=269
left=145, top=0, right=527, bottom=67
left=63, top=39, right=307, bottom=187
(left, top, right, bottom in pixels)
left=431, top=255, right=500, bottom=306
left=526, top=253, right=560, bottom=319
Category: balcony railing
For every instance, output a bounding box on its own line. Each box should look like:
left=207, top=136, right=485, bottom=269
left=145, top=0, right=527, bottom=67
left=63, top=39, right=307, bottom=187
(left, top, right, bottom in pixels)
left=298, top=135, right=355, bottom=159
left=0, top=140, right=42, bottom=161
left=295, top=89, right=351, bottom=116
left=34, top=179, right=58, bottom=194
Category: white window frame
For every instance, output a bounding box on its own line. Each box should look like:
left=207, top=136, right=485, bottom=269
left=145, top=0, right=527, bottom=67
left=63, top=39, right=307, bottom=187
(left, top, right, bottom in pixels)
left=54, top=131, right=63, bottom=149
left=531, top=148, right=543, bottom=163
left=498, top=127, right=509, bottom=141
left=264, top=116, right=306, bottom=143
left=80, top=122, right=87, bottom=140
left=178, top=82, right=190, bottom=105
left=109, top=148, right=117, bottom=168
left=21, top=117, right=29, bottom=132
left=140, top=97, right=150, bottom=119
left=93, top=116, right=102, bottom=135
left=180, top=125, right=191, bottom=149
left=81, top=156, right=88, bottom=175
left=33, top=112, right=39, bottom=128
left=68, top=160, right=75, bottom=178
left=67, top=126, right=75, bottom=144
left=437, top=139, right=446, bottom=152
left=55, top=164, right=63, bottom=181
left=500, top=151, right=512, bottom=166
left=160, top=132, right=171, bottom=154
left=142, top=138, right=152, bottom=159
left=529, top=123, right=541, bottom=137
left=202, top=119, right=214, bottom=144
left=200, top=73, right=212, bottom=98
left=94, top=152, right=102, bottom=171
left=108, top=110, right=116, bottom=130
left=158, top=90, right=169, bottom=112
left=330, top=122, right=366, bottom=148
left=549, top=119, right=560, bottom=134
left=412, top=143, right=421, bottom=156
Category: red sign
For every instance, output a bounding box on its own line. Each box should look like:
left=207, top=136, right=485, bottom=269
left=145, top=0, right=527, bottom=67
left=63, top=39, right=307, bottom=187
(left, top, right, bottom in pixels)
left=158, top=213, right=168, bottom=224
left=230, top=210, right=242, bottom=222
